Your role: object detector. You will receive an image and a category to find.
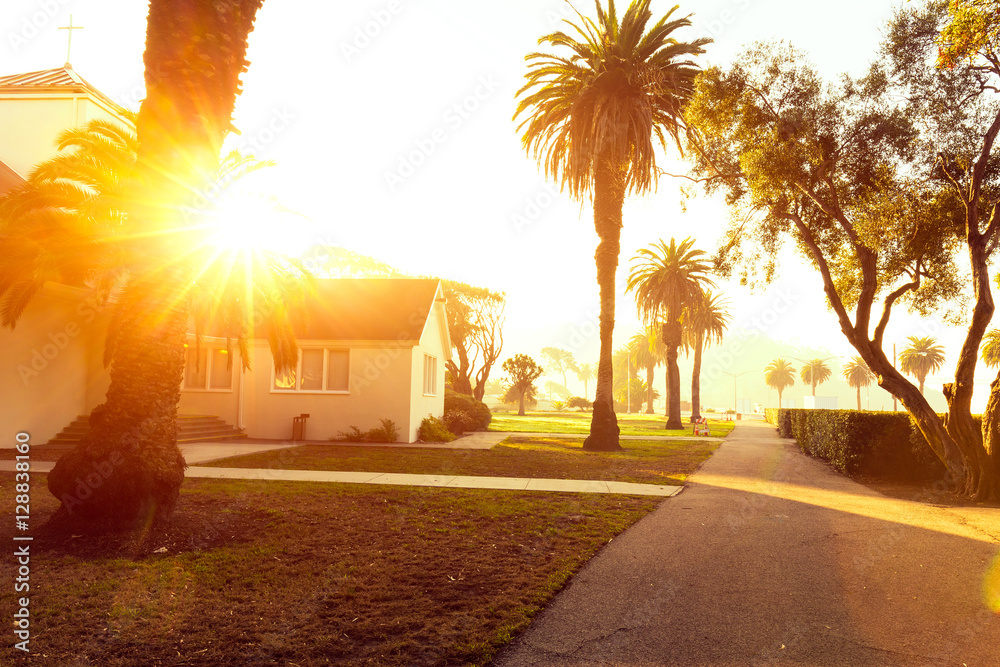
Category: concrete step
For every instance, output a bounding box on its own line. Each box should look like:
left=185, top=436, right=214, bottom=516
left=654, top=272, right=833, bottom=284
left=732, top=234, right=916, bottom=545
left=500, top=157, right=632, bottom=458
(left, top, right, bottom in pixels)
left=48, top=414, right=246, bottom=445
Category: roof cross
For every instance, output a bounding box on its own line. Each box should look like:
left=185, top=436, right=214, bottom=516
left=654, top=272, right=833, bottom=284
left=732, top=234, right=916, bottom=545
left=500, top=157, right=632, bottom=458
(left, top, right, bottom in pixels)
left=58, top=15, right=84, bottom=67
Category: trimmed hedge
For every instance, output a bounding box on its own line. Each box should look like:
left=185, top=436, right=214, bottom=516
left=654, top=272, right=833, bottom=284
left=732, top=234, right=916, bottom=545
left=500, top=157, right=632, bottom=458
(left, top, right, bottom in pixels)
left=765, top=408, right=947, bottom=482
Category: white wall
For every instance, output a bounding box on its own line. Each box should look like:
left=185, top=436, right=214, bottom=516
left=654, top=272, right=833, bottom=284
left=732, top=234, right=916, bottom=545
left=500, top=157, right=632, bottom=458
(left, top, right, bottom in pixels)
left=0, top=285, right=108, bottom=447
left=242, top=340, right=415, bottom=442
left=408, top=299, right=449, bottom=441
left=0, top=95, right=121, bottom=177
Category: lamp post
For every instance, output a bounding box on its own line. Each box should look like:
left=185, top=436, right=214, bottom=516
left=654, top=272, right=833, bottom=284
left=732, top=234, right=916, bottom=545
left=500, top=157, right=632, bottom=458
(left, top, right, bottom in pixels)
left=721, top=370, right=752, bottom=415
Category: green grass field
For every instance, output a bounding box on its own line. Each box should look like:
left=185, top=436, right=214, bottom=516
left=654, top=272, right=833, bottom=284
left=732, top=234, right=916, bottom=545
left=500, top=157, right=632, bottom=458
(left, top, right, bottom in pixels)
left=488, top=411, right=734, bottom=438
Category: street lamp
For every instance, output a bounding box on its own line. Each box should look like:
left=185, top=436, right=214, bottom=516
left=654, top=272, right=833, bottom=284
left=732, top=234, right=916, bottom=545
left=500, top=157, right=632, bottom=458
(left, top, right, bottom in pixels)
left=721, top=370, right=752, bottom=414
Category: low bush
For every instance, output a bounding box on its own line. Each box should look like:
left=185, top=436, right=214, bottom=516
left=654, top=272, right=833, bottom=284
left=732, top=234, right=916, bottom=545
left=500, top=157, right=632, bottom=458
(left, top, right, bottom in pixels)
left=444, top=389, right=492, bottom=431
left=334, top=419, right=399, bottom=443
left=418, top=415, right=455, bottom=442
left=768, top=408, right=947, bottom=482
left=566, top=396, right=591, bottom=411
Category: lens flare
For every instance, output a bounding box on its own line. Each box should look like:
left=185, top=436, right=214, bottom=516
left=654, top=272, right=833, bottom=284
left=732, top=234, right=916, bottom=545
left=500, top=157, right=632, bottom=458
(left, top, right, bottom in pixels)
left=985, top=553, right=1000, bottom=614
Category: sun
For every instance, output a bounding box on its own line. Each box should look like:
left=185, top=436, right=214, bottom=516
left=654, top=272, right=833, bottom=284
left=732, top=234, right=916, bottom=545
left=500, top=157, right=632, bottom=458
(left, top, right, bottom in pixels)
left=205, top=188, right=316, bottom=257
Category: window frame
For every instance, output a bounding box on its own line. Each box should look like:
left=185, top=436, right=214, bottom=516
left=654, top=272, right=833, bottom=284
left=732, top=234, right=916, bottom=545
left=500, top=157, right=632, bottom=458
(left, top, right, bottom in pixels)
left=181, top=345, right=235, bottom=393
left=271, top=347, right=351, bottom=395
left=423, top=353, right=437, bottom=397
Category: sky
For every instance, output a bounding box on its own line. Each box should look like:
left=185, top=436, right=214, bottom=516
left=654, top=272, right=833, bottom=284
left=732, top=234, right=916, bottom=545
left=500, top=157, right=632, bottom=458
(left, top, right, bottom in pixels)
left=2, top=0, right=995, bottom=412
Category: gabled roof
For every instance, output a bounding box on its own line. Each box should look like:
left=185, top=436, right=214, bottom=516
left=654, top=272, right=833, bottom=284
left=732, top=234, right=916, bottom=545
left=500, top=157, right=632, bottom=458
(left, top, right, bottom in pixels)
left=0, top=65, right=120, bottom=111
left=263, top=278, right=444, bottom=343
left=0, top=158, right=23, bottom=197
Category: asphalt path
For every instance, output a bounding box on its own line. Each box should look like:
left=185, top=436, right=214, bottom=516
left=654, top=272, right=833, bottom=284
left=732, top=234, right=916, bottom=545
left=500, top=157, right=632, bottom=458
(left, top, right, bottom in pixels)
left=492, top=420, right=1000, bottom=666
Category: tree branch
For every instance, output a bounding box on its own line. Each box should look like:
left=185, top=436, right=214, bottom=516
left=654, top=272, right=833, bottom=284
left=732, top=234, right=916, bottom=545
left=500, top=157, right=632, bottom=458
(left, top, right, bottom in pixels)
left=873, top=261, right=922, bottom=349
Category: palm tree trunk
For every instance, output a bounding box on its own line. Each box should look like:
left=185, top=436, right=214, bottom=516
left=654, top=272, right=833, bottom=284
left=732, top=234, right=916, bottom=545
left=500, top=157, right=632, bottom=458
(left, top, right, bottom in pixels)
left=47, top=0, right=266, bottom=527
left=663, top=319, right=683, bottom=430
left=777, top=387, right=783, bottom=408
left=645, top=365, right=654, bottom=414
left=691, top=335, right=704, bottom=422
left=584, top=157, right=624, bottom=451
left=856, top=386, right=861, bottom=411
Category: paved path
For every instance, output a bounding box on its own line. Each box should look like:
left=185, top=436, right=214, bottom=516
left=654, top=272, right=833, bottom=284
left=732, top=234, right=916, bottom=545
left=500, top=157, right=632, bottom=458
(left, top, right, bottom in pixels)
left=492, top=420, right=1000, bottom=666
left=0, top=439, right=682, bottom=497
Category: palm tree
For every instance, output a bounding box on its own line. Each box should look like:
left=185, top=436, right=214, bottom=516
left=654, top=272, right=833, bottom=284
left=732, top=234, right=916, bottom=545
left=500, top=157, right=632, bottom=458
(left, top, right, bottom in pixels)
left=800, top=359, right=833, bottom=397
left=515, top=0, right=708, bottom=450
left=682, top=289, right=729, bottom=422
left=982, top=329, right=1000, bottom=368
left=629, top=328, right=661, bottom=414
left=843, top=356, right=876, bottom=410
left=764, top=358, right=796, bottom=407
left=576, top=362, right=595, bottom=399
left=899, top=335, right=947, bottom=394
left=2, top=1, right=278, bottom=528
left=627, top=238, right=715, bottom=429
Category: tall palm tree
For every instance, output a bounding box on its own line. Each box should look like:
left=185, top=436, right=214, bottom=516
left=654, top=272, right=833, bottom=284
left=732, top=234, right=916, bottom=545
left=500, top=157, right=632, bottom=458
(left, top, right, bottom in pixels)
left=627, top=238, right=715, bottom=429
left=682, top=289, right=729, bottom=422
left=629, top=328, right=661, bottom=414
left=576, top=362, right=595, bottom=399
left=515, top=0, right=708, bottom=450
left=843, top=356, right=876, bottom=411
left=899, top=335, right=947, bottom=394
left=800, top=359, right=833, bottom=397
left=764, top=358, right=796, bottom=407
left=1, top=1, right=275, bottom=528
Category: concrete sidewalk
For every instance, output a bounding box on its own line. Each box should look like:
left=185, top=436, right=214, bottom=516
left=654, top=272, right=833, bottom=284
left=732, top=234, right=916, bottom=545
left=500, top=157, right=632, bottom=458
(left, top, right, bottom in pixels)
left=492, top=420, right=1000, bottom=666
left=0, top=438, right=684, bottom=497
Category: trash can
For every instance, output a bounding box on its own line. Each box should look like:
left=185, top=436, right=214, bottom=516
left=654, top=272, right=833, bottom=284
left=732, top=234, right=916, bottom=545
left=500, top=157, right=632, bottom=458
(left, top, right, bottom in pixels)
left=291, top=413, right=310, bottom=441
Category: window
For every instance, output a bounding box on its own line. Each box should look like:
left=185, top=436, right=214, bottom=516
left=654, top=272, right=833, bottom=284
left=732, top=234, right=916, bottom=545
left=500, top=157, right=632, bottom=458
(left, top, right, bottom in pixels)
left=183, top=345, right=233, bottom=391
left=423, top=354, right=437, bottom=396
left=273, top=348, right=350, bottom=393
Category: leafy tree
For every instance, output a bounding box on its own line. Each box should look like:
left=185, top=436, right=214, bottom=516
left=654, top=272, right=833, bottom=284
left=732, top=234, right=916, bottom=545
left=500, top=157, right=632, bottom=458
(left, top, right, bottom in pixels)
left=682, top=1, right=1000, bottom=498
left=629, top=328, right=662, bottom=414
left=612, top=345, right=641, bottom=412
left=441, top=280, right=505, bottom=401
left=843, top=356, right=876, bottom=410
left=567, top=395, right=592, bottom=411
left=515, top=0, right=708, bottom=451
left=764, top=358, right=796, bottom=407
left=541, top=346, right=578, bottom=388
left=627, top=238, right=715, bottom=428
left=800, top=359, right=833, bottom=398
left=502, top=354, right=543, bottom=416
left=575, top=362, right=595, bottom=400
left=503, top=385, right=538, bottom=411
left=682, top=289, right=730, bottom=421
left=899, top=335, right=947, bottom=394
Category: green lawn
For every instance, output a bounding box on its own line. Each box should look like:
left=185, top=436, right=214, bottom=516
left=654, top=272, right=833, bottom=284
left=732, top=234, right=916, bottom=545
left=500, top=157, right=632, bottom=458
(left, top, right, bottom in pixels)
left=203, top=435, right=721, bottom=485
left=488, top=410, right=734, bottom=438
left=0, top=477, right=660, bottom=666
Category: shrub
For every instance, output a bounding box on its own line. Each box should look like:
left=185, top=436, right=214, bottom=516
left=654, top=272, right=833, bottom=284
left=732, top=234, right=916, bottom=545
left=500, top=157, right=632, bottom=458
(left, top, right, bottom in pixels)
left=444, top=389, right=492, bottom=431
left=567, top=396, right=591, bottom=411
left=551, top=400, right=567, bottom=412
left=770, top=408, right=947, bottom=482
left=367, top=418, right=399, bottom=443
left=418, top=415, right=455, bottom=442
left=443, top=409, right=476, bottom=435
left=334, top=419, right=399, bottom=443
